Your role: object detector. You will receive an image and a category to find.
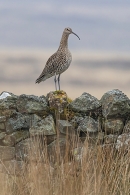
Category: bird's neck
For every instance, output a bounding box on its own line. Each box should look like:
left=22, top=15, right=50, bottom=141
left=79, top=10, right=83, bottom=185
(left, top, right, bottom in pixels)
left=58, top=33, right=69, bottom=50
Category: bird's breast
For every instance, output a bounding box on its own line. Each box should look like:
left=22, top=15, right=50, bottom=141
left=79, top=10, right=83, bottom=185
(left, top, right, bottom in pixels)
left=66, top=49, right=72, bottom=65
left=64, top=50, right=72, bottom=69
left=55, top=49, right=72, bottom=74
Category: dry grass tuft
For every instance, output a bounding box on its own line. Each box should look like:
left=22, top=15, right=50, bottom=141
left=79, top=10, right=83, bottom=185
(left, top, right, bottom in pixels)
left=0, top=135, right=129, bottom=195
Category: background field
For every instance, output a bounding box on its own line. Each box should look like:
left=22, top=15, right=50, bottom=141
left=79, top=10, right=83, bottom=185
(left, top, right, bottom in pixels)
left=0, top=49, right=130, bottom=99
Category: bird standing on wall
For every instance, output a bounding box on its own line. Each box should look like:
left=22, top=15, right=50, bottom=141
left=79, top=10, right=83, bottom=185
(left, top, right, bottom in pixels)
left=35, top=27, right=80, bottom=90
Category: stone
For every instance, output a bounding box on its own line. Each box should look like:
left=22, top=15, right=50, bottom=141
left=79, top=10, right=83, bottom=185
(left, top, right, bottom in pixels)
left=0, top=91, right=17, bottom=109
left=0, top=92, right=17, bottom=117
left=70, top=116, right=84, bottom=129
left=77, top=117, right=103, bottom=145
left=17, top=94, right=48, bottom=114
left=46, top=134, right=66, bottom=145
left=0, top=116, right=6, bottom=131
left=0, top=132, right=6, bottom=140
left=29, top=115, right=56, bottom=136
left=15, top=138, right=44, bottom=161
left=0, top=132, right=6, bottom=145
left=57, top=120, right=74, bottom=135
left=103, top=118, right=124, bottom=134
left=15, top=138, right=32, bottom=161
left=69, top=92, right=101, bottom=115
left=100, top=89, right=130, bottom=118
left=1, top=134, right=14, bottom=146
left=6, top=112, right=30, bottom=134
left=123, top=120, right=130, bottom=133
left=77, top=116, right=99, bottom=133
left=0, top=109, right=15, bottom=118
left=47, top=138, right=70, bottom=165
left=0, top=123, right=5, bottom=130
left=0, top=116, right=6, bottom=122
left=2, top=130, right=29, bottom=146
left=0, top=146, right=15, bottom=160
left=0, top=92, right=11, bottom=100
left=29, top=114, right=43, bottom=127
left=1, top=160, right=25, bottom=175
left=104, top=134, right=118, bottom=144
left=47, top=90, right=69, bottom=113
left=116, top=133, right=130, bottom=152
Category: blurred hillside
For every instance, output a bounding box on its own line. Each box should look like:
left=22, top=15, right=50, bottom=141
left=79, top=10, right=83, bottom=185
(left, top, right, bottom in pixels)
left=0, top=49, right=130, bottom=99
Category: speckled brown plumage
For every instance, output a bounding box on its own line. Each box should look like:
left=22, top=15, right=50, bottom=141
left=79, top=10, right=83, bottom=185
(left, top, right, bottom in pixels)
left=36, top=27, right=80, bottom=90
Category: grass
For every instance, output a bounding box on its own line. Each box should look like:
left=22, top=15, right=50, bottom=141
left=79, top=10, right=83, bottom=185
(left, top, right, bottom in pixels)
left=0, top=134, right=129, bottom=195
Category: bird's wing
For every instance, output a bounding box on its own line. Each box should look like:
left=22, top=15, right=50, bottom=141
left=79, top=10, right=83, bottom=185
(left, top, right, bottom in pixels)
left=35, top=52, right=58, bottom=83
left=43, top=52, right=59, bottom=74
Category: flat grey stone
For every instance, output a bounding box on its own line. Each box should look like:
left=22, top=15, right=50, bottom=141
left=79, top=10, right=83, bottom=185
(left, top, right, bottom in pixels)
left=58, top=120, right=74, bottom=134
left=6, top=112, right=30, bottom=134
left=0, top=132, right=6, bottom=140
left=0, top=123, right=5, bottom=130
left=100, top=89, right=130, bottom=118
left=69, top=92, right=101, bottom=113
left=2, top=130, right=29, bottom=146
left=116, top=133, right=130, bottom=152
left=71, top=116, right=84, bottom=125
left=0, top=92, right=17, bottom=117
left=123, top=120, right=130, bottom=133
left=17, top=94, right=48, bottom=114
left=29, top=115, right=56, bottom=136
left=15, top=138, right=43, bottom=161
left=0, top=116, right=6, bottom=122
left=103, top=118, right=124, bottom=134
left=15, top=138, right=33, bottom=161
left=0, top=91, right=17, bottom=110
left=29, top=114, right=42, bottom=126
left=77, top=116, right=99, bottom=133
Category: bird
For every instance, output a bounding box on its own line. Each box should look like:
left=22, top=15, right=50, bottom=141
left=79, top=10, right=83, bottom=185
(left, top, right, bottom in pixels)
left=35, top=27, right=80, bottom=90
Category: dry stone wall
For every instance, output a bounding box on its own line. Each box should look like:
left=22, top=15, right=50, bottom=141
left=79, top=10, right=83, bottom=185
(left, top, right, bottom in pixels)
left=0, top=89, right=130, bottom=174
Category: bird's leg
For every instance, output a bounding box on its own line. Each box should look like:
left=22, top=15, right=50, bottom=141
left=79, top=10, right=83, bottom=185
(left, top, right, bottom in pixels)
left=54, top=73, right=57, bottom=91
left=57, top=74, right=61, bottom=91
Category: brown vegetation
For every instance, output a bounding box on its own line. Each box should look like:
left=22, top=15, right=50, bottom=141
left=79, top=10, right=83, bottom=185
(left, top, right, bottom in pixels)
left=0, top=134, right=129, bottom=195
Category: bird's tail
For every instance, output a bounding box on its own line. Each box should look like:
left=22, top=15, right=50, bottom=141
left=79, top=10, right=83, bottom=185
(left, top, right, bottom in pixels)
left=35, top=74, right=46, bottom=84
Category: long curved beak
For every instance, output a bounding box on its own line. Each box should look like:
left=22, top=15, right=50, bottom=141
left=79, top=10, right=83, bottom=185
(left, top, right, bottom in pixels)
left=72, top=31, right=80, bottom=40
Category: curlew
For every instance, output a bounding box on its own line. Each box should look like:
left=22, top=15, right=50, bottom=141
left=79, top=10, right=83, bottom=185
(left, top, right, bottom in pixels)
left=35, top=27, right=80, bottom=90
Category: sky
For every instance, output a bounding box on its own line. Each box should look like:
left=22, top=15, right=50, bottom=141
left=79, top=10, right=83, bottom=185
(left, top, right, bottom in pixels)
left=0, top=0, right=130, bottom=51
left=0, top=0, right=130, bottom=99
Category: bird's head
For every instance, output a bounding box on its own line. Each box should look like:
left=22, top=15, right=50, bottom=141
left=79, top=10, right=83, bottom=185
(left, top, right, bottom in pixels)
left=64, top=27, right=80, bottom=40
